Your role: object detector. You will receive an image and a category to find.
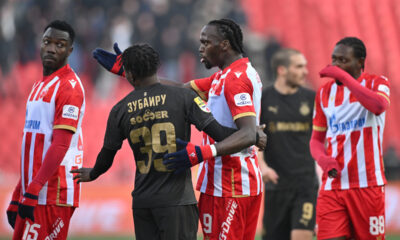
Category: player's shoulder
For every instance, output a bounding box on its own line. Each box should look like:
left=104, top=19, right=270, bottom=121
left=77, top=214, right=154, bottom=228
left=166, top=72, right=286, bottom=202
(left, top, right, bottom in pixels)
left=261, top=85, right=275, bottom=96
left=57, top=68, right=83, bottom=91
left=299, top=86, right=316, bottom=97
left=362, top=72, right=389, bottom=83
left=316, top=79, right=335, bottom=93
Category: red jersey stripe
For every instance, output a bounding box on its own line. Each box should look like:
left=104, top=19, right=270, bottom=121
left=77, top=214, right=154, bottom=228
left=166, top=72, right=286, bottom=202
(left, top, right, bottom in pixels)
left=32, top=133, right=44, bottom=179
left=335, top=85, right=344, bottom=106
left=24, top=132, right=32, bottom=190
left=348, top=131, right=360, bottom=188
left=363, top=127, right=376, bottom=185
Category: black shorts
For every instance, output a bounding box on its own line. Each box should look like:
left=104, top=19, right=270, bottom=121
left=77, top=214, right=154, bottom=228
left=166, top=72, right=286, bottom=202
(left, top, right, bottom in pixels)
left=262, top=186, right=318, bottom=240
left=133, top=204, right=199, bottom=240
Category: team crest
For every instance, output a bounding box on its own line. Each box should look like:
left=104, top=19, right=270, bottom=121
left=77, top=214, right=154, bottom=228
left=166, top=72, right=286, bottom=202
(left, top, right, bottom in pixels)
left=299, top=102, right=310, bottom=116
left=39, top=88, right=48, bottom=99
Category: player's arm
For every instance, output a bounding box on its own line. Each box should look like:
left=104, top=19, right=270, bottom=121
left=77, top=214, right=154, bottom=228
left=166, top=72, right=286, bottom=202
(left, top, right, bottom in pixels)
left=71, top=105, right=124, bottom=182
left=71, top=147, right=117, bottom=183
left=6, top=178, right=22, bottom=228
left=257, top=151, right=279, bottom=184
left=18, top=129, right=73, bottom=221
left=309, top=129, right=339, bottom=178
left=320, top=65, right=389, bottom=115
left=212, top=116, right=259, bottom=156
left=163, top=116, right=267, bottom=173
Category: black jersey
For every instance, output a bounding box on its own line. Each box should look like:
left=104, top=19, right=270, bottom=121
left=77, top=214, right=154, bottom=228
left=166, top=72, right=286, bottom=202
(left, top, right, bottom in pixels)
left=103, top=83, right=214, bottom=208
left=260, top=86, right=318, bottom=190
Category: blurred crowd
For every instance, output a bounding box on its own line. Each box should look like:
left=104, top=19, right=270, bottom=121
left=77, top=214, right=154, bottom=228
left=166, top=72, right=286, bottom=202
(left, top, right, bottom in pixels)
left=0, top=0, right=281, bottom=99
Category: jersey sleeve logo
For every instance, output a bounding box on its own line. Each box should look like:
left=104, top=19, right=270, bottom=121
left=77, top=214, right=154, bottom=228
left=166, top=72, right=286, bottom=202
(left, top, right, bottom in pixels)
left=62, top=105, right=79, bottom=120
left=194, top=97, right=211, bottom=112
left=234, top=72, right=242, bottom=78
left=234, top=93, right=252, bottom=106
left=377, top=84, right=390, bottom=96
left=69, top=79, right=77, bottom=88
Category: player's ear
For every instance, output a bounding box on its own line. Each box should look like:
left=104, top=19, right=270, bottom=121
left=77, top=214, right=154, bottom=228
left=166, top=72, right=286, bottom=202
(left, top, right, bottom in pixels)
left=277, top=65, right=287, bottom=76
left=220, top=39, right=230, bottom=51
left=67, top=45, right=73, bottom=57
left=358, top=57, right=365, bottom=71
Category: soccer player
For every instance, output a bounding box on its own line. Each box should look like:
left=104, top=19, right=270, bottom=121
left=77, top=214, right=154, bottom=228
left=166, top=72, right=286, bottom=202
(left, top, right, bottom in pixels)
left=185, top=19, right=263, bottom=240
left=91, top=18, right=264, bottom=240
left=310, top=37, right=390, bottom=239
left=258, top=48, right=318, bottom=240
left=6, top=20, right=85, bottom=239
left=72, top=43, right=265, bottom=240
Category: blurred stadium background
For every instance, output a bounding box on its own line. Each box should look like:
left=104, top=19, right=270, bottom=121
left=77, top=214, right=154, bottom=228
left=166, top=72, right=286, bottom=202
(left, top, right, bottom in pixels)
left=1, top=0, right=400, bottom=238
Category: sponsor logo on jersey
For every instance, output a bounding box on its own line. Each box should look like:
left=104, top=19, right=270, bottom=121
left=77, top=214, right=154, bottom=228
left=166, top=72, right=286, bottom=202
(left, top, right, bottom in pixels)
left=268, top=105, right=278, bottom=114
left=69, top=79, right=77, bottom=88
left=378, top=84, right=390, bottom=96
left=194, top=97, right=211, bottom=112
left=25, top=120, right=41, bottom=130
left=62, top=105, right=79, bottom=120
left=328, top=114, right=365, bottom=134
left=234, top=93, right=252, bottom=106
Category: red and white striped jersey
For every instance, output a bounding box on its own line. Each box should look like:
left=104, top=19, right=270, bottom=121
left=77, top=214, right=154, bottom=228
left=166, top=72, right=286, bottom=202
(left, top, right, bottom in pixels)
left=313, top=72, right=390, bottom=191
left=21, top=64, right=85, bottom=207
left=191, top=58, right=263, bottom=197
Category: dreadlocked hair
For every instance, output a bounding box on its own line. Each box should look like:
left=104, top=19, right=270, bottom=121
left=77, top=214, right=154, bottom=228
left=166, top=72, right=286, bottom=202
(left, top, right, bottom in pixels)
left=121, top=43, right=160, bottom=79
left=336, top=37, right=366, bottom=69
left=208, top=18, right=244, bottom=54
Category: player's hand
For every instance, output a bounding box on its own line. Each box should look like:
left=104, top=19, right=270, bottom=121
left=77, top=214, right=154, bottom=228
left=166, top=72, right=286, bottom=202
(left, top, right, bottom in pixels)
left=163, top=139, right=213, bottom=173
left=318, top=155, right=340, bottom=178
left=6, top=201, right=18, bottom=229
left=18, top=182, right=41, bottom=222
left=256, top=124, right=267, bottom=151
left=92, top=42, right=124, bottom=76
left=260, top=166, right=279, bottom=184
left=319, top=65, right=350, bottom=84
left=70, top=167, right=94, bottom=183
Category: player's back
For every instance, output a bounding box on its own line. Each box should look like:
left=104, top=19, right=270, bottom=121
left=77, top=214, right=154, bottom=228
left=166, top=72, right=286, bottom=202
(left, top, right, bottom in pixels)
left=109, top=83, right=212, bottom=208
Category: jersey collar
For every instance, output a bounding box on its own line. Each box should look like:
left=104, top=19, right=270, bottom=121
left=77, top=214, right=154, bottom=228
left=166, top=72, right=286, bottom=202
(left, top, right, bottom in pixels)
left=42, top=64, right=71, bottom=82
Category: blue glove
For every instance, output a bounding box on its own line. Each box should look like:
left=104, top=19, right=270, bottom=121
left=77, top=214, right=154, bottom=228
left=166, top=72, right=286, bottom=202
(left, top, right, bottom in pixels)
left=163, top=139, right=213, bottom=174
left=92, top=42, right=124, bottom=76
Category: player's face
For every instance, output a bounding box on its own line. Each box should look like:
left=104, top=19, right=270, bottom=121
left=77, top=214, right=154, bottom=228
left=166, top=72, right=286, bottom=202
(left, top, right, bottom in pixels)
left=199, top=25, right=223, bottom=69
left=285, top=54, right=308, bottom=88
left=331, top=44, right=363, bottom=79
left=40, top=28, right=72, bottom=74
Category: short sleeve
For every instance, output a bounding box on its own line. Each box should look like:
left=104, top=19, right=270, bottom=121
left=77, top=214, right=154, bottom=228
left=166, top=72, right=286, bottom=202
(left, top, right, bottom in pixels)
left=312, top=87, right=327, bottom=131
left=53, top=78, right=84, bottom=132
left=372, top=75, right=390, bottom=104
left=191, top=73, right=216, bottom=101
left=224, top=74, right=256, bottom=121
left=186, top=90, right=215, bottom=131
left=103, top=105, right=125, bottom=150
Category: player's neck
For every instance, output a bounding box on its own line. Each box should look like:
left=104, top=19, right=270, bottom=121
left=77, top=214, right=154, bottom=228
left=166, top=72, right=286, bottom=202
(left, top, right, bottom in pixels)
left=134, top=75, right=160, bottom=88
left=43, top=62, right=67, bottom=76
left=220, top=54, right=242, bottom=70
left=274, top=78, right=299, bottom=95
